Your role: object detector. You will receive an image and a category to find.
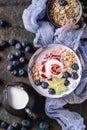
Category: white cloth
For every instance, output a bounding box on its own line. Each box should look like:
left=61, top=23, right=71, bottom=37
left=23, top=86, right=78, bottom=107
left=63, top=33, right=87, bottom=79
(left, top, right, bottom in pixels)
left=22, top=0, right=87, bottom=129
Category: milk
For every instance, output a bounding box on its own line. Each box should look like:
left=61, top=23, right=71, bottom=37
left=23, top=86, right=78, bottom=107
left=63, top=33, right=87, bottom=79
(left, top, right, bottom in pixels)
left=8, top=87, right=29, bottom=109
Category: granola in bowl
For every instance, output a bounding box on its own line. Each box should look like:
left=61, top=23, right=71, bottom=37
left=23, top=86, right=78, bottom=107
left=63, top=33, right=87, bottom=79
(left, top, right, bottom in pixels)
left=47, top=0, right=82, bottom=27
left=28, top=44, right=82, bottom=98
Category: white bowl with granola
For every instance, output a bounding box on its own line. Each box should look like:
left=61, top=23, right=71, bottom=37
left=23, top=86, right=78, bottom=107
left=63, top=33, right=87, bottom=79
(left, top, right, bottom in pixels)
left=28, top=44, right=82, bottom=98
left=47, top=0, right=82, bottom=27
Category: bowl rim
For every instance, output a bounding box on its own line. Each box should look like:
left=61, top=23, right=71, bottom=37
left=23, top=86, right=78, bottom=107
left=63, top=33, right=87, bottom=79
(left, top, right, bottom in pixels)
left=28, top=44, right=82, bottom=98
left=46, top=0, right=83, bottom=27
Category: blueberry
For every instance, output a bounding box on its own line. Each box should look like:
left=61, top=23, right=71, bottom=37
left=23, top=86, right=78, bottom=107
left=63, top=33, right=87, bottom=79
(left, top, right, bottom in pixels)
left=12, top=122, right=20, bottom=129
left=11, top=70, right=18, bottom=76
left=19, top=57, right=25, bottom=64
left=21, top=119, right=30, bottom=127
left=7, top=125, right=14, bottom=130
left=12, top=60, right=20, bottom=67
left=8, top=38, right=18, bottom=46
left=16, top=51, right=24, bottom=58
left=0, top=121, right=9, bottom=129
left=0, top=19, right=5, bottom=27
left=48, top=88, right=55, bottom=95
left=59, top=0, right=67, bottom=6
left=15, top=43, right=22, bottom=50
left=64, top=80, right=70, bottom=86
left=21, top=42, right=27, bottom=49
left=19, top=69, right=27, bottom=76
left=7, top=53, right=15, bottom=61
left=71, top=72, right=78, bottom=79
left=34, top=80, right=41, bottom=86
left=21, top=127, right=27, bottom=130
left=25, top=46, right=31, bottom=53
left=0, top=40, right=6, bottom=47
left=71, top=63, right=79, bottom=70
left=39, top=121, right=50, bottom=130
left=63, top=72, right=71, bottom=78
left=0, top=40, right=7, bottom=50
left=7, top=64, right=14, bottom=71
left=41, top=82, right=49, bottom=89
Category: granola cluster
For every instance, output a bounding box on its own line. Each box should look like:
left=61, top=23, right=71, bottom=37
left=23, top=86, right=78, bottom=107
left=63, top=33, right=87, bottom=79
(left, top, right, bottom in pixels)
left=48, top=0, right=80, bottom=26
left=60, top=48, right=78, bottom=73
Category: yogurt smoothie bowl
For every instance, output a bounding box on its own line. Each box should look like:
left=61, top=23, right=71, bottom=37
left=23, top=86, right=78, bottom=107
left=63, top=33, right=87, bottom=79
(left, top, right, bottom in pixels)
left=28, top=44, right=82, bottom=98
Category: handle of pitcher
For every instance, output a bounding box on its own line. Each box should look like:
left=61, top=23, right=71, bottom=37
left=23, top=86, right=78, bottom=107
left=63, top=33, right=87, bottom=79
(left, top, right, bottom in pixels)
left=25, top=108, right=37, bottom=120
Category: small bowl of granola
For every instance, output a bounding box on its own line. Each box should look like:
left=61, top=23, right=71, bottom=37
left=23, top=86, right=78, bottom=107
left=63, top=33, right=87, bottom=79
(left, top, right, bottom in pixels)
left=28, top=44, right=82, bottom=98
left=47, top=0, right=82, bottom=27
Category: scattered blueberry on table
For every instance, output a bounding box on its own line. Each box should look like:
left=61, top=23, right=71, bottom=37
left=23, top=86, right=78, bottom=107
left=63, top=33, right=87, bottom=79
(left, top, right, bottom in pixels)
left=21, top=119, right=30, bottom=128
left=12, top=60, right=20, bottom=67
left=0, top=121, right=9, bottom=129
left=5, top=38, right=35, bottom=77
left=7, top=64, right=14, bottom=71
left=8, top=38, right=18, bottom=46
left=39, top=121, right=50, bottom=130
left=18, top=69, right=27, bottom=77
left=16, top=50, right=24, bottom=58
left=0, top=19, right=7, bottom=27
left=12, top=122, right=21, bottom=129
left=11, top=70, right=18, bottom=76
left=15, top=43, right=22, bottom=50
left=7, top=125, right=15, bottom=130
left=0, top=40, right=7, bottom=50
left=7, top=53, right=16, bottom=61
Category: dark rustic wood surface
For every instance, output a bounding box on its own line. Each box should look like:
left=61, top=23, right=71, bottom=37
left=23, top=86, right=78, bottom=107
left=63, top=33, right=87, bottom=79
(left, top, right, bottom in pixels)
left=0, top=0, right=87, bottom=130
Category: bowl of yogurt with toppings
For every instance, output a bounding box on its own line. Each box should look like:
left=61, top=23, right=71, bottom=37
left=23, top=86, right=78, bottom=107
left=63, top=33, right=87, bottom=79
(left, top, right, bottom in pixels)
left=28, top=44, right=82, bottom=98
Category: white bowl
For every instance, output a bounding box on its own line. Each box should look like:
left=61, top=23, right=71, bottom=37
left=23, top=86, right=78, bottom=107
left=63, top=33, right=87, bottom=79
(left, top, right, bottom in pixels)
left=28, top=44, right=82, bottom=98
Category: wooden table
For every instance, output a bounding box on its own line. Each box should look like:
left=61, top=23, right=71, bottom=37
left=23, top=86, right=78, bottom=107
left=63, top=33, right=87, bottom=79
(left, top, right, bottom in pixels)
left=0, top=0, right=87, bottom=130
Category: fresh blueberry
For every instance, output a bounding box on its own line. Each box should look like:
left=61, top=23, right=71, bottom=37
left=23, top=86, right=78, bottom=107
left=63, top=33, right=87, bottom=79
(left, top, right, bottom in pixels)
left=12, top=122, right=20, bottom=129
left=41, top=82, right=49, bottom=89
left=11, top=70, right=18, bottom=76
left=18, top=69, right=27, bottom=76
left=0, top=121, right=9, bottom=129
left=48, top=88, right=55, bottom=95
left=7, top=53, right=15, bottom=61
left=0, top=19, right=6, bottom=27
left=34, top=80, right=41, bottom=86
left=39, top=121, right=50, bottom=130
left=12, top=60, right=20, bottom=67
left=71, top=72, right=78, bottom=79
left=7, top=125, right=14, bottom=130
left=64, top=79, right=70, bottom=86
left=15, top=43, right=22, bottom=50
left=8, top=38, right=18, bottom=46
left=59, top=0, right=67, bottom=6
left=63, top=71, right=71, bottom=78
left=21, top=119, right=30, bottom=127
left=15, top=50, right=24, bottom=58
left=71, top=63, right=79, bottom=70
left=25, top=46, right=31, bottom=53
left=21, top=42, right=27, bottom=49
left=7, top=64, right=14, bottom=71
left=21, top=127, right=27, bottom=130
left=19, top=57, right=25, bottom=64
left=0, top=40, right=7, bottom=50
left=0, top=40, right=6, bottom=47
